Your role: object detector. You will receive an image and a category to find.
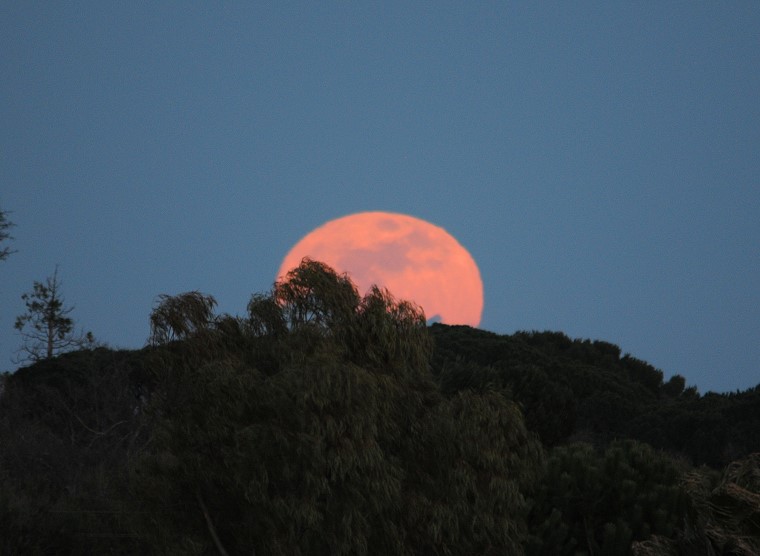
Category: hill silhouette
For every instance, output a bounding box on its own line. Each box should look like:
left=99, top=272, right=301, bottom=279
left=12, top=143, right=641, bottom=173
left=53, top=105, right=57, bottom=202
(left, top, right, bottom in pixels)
left=1, top=260, right=758, bottom=554
left=430, top=324, right=760, bottom=468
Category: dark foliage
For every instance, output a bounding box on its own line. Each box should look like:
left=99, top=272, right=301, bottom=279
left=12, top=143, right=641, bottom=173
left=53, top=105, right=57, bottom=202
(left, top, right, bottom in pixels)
left=527, top=440, right=691, bottom=555
left=2, top=264, right=757, bottom=554
left=1, top=261, right=541, bottom=555
left=0, top=348, right=152, bottom=554
left=430, top=324, right=760, bottom=467
left=0, top=206, right=14, bottom=261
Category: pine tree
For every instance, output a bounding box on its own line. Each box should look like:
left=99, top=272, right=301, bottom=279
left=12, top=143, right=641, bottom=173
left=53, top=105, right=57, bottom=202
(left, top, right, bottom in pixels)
left=14, top=266, right=94, bottom=364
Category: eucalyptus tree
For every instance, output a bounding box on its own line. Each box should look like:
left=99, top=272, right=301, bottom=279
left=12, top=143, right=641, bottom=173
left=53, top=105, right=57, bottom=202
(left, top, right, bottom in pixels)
left=273, top=257, right=360, bottom=332
left=149, top=290, right=218, bottom=346
left=138, top=258, right=543, bottom=555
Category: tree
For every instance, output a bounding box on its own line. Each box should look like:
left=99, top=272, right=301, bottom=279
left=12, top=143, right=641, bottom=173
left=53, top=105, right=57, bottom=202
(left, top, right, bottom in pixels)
left=13, top=266, right=94, bottom=364
left=273, top=257, right=360, bottom=333
left=527, top=440, right=690, bottom=555
left=0, top=207, right=14, bottom=261
left=135, top=259, right=542, bottom=554
left=148, top=290, right=218, bottom=346
left=633, top=453, right=760, bottom=556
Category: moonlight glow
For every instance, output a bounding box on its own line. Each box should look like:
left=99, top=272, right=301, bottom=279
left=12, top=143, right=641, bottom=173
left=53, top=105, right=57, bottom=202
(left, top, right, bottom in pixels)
left=278, top=212, right=484, bottom=326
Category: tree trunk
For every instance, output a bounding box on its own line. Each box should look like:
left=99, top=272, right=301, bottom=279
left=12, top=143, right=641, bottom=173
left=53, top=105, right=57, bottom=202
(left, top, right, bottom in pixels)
left=47, top=319, right=54, bottom=359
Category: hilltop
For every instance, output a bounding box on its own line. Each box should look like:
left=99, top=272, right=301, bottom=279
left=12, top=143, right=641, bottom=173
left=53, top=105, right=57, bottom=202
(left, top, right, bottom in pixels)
left=1, top=260, right=758, bottom=555
left=429, top=323, right=760, bottom=468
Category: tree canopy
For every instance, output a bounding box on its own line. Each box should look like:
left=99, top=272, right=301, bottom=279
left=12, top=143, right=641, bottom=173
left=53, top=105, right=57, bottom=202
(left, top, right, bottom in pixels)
left=1, top=259, right=757, bottom=555
left=133, top=258, right=543, bottom=554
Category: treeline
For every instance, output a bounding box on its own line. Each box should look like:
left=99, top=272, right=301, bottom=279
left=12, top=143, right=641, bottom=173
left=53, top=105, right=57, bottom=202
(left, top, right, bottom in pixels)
left=431, top=324, right=760, bottom=554
left=430, top=324, right=760, bottom=468
left=1, top=260, right=758, bottom=554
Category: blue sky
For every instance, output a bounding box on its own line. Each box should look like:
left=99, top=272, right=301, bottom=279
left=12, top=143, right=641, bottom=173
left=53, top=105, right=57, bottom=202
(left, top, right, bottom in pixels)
left=1, top=3, right=758, bottom=393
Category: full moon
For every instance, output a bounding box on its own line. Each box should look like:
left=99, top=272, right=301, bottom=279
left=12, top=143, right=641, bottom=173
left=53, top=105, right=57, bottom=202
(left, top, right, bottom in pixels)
left=278, top=212, right=483, bottom=327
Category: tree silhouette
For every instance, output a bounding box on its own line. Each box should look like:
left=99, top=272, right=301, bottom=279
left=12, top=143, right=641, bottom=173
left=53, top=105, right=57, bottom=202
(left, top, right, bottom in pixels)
left=5, top=258, right=757, bottom=554
left=135, top=259, right=542, bottom=554
left=0, top=207, right=14, bottom=261
left=148, top=290, right=218, bottom=346
left=273, top=257, right=360, bottom=332
left=14, top=266, right=94, bottom=364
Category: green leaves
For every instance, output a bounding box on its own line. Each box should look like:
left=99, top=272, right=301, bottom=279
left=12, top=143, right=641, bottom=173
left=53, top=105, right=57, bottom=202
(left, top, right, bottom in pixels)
left=403, top=389, right=542, bottom=555
left=527, top=440, right=690, bottom=556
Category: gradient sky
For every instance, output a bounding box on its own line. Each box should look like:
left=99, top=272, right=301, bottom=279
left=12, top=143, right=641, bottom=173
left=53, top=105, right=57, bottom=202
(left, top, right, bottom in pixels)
left=2, top=3, right=758, bottom=393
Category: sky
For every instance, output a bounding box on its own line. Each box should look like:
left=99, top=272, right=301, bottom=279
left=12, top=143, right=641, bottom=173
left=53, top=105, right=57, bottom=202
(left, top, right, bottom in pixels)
left=1, top=3, right=758, bottom=393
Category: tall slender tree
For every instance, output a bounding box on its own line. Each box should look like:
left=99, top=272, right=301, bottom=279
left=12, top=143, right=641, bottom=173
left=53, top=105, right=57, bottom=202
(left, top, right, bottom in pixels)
left=14, top=266, right=93, bottom=364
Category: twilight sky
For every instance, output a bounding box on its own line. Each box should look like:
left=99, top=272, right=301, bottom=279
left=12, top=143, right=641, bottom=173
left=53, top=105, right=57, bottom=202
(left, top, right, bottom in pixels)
left=1, top=3, right=758, bottom=393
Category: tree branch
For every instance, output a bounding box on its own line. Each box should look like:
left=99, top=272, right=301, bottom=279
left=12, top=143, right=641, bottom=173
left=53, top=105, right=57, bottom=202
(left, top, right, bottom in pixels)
left=196, top=489, right=230, bottom=556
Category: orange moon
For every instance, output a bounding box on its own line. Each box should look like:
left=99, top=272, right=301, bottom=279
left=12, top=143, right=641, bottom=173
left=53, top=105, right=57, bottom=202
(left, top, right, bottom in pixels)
left=278, top=212, right=483, bottom=326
